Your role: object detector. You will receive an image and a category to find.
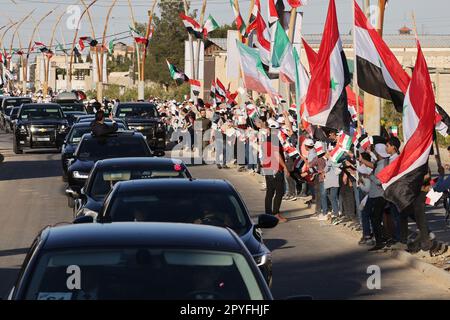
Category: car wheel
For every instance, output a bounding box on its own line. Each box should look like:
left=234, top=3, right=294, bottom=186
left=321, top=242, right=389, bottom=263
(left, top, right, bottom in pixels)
left=13, top=136, right=23, bottom=154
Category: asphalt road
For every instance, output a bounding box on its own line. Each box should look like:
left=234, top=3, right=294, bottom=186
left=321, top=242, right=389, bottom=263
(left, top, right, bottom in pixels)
left=1, top=132, right=450, bottom=299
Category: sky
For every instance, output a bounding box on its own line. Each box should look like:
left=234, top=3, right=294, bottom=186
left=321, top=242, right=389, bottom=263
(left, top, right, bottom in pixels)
left=0, top=0, right=449, bottom=50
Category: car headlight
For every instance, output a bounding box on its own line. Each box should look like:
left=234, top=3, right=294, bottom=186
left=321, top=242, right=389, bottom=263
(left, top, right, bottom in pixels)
left=19, top=125, right=27, bottom=134
left=253, top=253, right=269, bottom=267
left=73, top=171, right=89, bottom=179
left=59, top=124, right=67, bottom=132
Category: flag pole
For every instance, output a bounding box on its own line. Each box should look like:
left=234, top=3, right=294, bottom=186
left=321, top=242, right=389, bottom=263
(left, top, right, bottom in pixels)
left=195, top=0, right=207, bottom=82
left=286, top=7, right=297, bottom=110
left=352, top=0, right=360, bottom=188
left=139, top=0, right=158, bottom=101
left=182, top=0, right=195, bottom=100
left=99, top=0, right=118, bottom=92
left=44, top=9, right=65, bottom=97
left=127, top=0, right=141, bottom=88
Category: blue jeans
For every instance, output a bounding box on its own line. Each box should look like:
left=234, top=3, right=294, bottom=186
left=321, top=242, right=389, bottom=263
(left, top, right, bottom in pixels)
left=319, top=182, right=328, bottom=214
left=361, top=197, right=375, bottom=237
left=327, top=187, right=339, bottom=216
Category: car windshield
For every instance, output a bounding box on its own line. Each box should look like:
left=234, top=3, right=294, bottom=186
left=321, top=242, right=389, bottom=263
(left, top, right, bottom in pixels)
left=76, top=136, right=151, bottom=160
left=90, top=168, right=189, bottom=200
left=20, top=106, right=63, bottom=120
left=24, top=248, right=263, bottom=300
left=69, top=125, right=125, bottom=144
left=117, top=104, right=157, bottom=118
left=11, top=107, right=20, bottom=116
left=60, top=104, right=85, bottom=113
left=106, top=190, right=250, bottom=235
left=4, top=99, right=31, bottom=115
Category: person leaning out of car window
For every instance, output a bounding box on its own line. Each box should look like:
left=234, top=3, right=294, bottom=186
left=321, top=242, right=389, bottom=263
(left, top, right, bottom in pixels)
left=90, top=109, right=118, bottom=136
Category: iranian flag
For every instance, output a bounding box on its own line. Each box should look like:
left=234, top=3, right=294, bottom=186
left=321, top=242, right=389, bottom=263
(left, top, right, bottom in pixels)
left=330, top=146, right=345, bottom=163
left=166, top=60, right=189, bottom=83
left=272, top=21, right=296, bottom=83
left=203, top=14, right=219, bottom=37
left=304, top=0, right=351, bottom=131
left=236, top=40, right=279, bottom=101
left=287, top=0, right=308, bottom=8
left=179, top=13, right=203, bottom=39
left=377, top=41, right=435, bottom=212
left=230, top=0, right=246, bottom=37
left=246, top=104, right=259, bottom=120
left=189, top=79, right=201, bottom=96
left=359, top=136, right=371, bottom=150
left=337, top=132, right=352, bottom=151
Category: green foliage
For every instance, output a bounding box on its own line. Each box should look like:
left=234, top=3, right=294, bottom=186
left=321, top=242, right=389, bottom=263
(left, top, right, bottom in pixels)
left=108, top=55, right=133, bottom=73
left=144, top=0, right=191, bottom=86
left=86, top=83, right=190, bottom=102
left=381, top=100, right=403, bottom=139
left=208, top=23, right=235, bottom=38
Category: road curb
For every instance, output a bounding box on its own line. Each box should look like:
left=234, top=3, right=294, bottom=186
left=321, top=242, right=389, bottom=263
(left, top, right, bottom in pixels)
left=388, top=249, right=450, bottom=288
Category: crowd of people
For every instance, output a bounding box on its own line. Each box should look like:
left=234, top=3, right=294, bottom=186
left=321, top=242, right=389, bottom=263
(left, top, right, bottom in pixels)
left=148, top=95, right=446, bottom=254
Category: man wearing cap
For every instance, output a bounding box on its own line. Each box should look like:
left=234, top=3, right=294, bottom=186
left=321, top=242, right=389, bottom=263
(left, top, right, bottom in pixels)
left=260, top=119, right=290, bottom=223
left=358, top=143, right=390, bottom=251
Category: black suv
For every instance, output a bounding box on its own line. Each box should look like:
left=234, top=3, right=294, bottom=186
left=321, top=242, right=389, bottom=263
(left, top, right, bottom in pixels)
left=13, top=103, right=69, bottom=154
left=112, top=102, right=166, bottom=156
left=66, top=131, right=152, bottom=198
left=0, top=97, right=32, bottom=132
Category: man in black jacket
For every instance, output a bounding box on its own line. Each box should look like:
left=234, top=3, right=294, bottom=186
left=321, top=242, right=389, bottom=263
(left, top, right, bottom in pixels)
left=91, top=110, right=118, bottom=136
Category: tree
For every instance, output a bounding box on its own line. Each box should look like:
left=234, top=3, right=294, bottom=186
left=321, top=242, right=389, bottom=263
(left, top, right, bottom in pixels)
left=208, top=23, right=235, bottom=38
left=144, top=0, right=191, bottom=86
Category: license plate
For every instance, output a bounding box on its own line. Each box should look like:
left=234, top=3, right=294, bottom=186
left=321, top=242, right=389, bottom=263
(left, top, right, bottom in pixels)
left=35, top=137, right=50, bottom=142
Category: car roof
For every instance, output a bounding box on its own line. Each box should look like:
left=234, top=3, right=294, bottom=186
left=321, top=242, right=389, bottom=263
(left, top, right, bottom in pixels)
left=82, top=131, right=143, bottom=139
left=71, top=122, right=125, bottom=129
left=3, top=97, right=31, bottom=100
left=21, top=103, right=61, bottom=108
left=41, top=222, right=243, bottom=251
left=95, top=157, right=185, bottom=169
left=118, top=102, right=156, bottom=106
left=114, top=178, right=232, bottom=193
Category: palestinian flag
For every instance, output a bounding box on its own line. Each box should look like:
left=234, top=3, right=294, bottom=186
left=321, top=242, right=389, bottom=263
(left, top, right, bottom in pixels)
left=203, top=14, right=219, bottom=37
left=166, top=60, right=189, bottom=83
left=230, top=0, right=246, bottom=37
left=268, top=0, right=279, bottom=27
left=377, top=41, right=435, bottom=212
left=304, top=0, right=351, bottom=132
left=189, top=79, right=201, bottom=96
left=246, top=9, right=271, bottom=67
left=236, top=40, right=279, bottom=102
left=272, top=21, right=296, bottom=83
left=287, top=0, right=308, bottom=8
left=330, top=146, right=345, bottom=163
left=179, top=13, right=203, bottom=39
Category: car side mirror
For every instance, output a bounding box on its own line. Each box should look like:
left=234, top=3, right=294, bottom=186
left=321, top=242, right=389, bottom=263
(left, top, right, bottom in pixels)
left=65, top=188, right=80, bottom=199
left=73, top=215, right=94, bottom=224
left=256, top=214, right=279, bottom=229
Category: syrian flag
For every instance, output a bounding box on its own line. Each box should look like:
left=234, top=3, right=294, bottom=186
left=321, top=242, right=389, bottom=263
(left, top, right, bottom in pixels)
left=302, top=37, right=318, bottom=71
left=272, top=21, right=296, bottom=83
left=229, top=0, right=246, bottom=38
left=203, top=14, right=219, bottom=37
left=346, top=86, right=364, bottom=121
left=179, top=13, right=203, bottom=39
left=287, top=0, right=308, bottom=8
left=166, top=60, right=189, bottom=83
left=354, top=1, right=409, bottom=112
left=189, top=79, right=201, bottom=96
left=377, top=41, right=435, bottom=212
left=236, top=40, right=279, bottom=102
left=246, top=11, right=271, bottom=67
left=304, top=0, right=351, bottom=132
left=215, top=78, right=227, bottom=102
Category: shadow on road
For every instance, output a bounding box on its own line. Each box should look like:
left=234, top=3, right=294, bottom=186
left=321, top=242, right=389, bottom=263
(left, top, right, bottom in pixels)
left=0, top=248, right=29, bottom=258
left=0, top=160, right=62, bottom=181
